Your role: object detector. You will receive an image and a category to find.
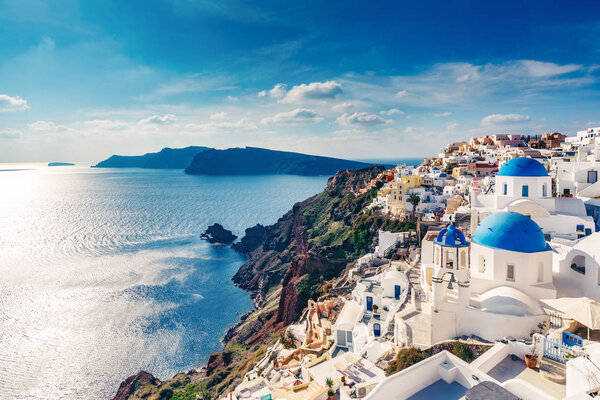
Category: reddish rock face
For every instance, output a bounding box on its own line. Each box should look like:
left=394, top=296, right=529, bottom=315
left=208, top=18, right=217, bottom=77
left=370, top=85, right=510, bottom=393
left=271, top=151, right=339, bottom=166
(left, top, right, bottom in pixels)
left=112, top=371, right=160, bottom=400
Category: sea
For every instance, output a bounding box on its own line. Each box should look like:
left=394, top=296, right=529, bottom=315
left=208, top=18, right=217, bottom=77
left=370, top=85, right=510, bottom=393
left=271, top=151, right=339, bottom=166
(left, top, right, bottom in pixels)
left=0, top=164, right=329, bottom=399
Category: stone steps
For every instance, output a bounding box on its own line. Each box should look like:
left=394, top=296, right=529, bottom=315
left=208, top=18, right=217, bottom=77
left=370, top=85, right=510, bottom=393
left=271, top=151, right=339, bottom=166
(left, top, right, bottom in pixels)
left=540, top=357, right=566, bottom=384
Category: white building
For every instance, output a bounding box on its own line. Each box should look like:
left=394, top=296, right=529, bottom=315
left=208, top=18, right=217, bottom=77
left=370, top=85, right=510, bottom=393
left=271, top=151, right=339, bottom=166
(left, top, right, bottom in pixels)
left=335, top=270, right=409, bottom=355
left=414, top=213, right=555, bottom=344
left=471, top=157, right=595, bottom=241
left=553, top=233, right=600, bottom=299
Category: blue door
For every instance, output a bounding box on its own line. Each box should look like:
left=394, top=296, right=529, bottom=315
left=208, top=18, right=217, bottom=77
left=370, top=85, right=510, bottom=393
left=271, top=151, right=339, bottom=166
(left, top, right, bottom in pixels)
left=373, top=323, right=381, bottom=337
left=394, top=285, right=401, bottom=299
left=366, top=296, right=373, bottom=311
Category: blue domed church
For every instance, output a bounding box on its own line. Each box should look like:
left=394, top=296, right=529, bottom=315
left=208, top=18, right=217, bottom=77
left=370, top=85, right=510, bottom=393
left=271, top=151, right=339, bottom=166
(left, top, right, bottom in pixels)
left=419, top=212, right=557, bottom=344
left=470, top=156, right=595, bottom=241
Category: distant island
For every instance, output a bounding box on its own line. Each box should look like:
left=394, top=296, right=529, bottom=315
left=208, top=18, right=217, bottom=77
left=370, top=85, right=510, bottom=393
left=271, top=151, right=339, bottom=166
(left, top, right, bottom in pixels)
left=92, top=146, right=210, bottom=169
left=184, top=147, right=374, bottom=176
left=48, top=162, right=75, bottom=166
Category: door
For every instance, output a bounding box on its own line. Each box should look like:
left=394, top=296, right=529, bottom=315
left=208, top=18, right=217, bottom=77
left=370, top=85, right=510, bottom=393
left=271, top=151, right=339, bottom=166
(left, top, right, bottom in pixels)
left=373, top=323, right=381, bottom=337
left=394, top=285, right=401, bottom=299
left=588, top=170, right=598, bottom=184
left=366, top=296, right=373, bottom=311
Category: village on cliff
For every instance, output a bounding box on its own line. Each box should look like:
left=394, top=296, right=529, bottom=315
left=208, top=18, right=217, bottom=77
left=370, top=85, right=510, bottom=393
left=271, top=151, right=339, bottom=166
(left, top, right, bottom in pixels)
left=221, top=127, right=600, bottom=400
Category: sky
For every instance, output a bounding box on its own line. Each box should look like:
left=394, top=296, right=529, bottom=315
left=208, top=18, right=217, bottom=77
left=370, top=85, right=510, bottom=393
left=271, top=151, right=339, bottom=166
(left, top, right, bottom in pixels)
left=1, top=0, right=600, bottom=163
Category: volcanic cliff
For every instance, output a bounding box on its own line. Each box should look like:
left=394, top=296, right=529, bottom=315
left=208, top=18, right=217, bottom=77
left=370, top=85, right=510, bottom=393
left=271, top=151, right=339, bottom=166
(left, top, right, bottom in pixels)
left=112, top=165, right=415, bottom=400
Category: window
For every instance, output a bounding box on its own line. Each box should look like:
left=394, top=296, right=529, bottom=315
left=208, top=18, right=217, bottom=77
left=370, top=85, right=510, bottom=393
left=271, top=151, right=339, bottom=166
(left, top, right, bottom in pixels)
left=522, top=185, right=529, bottom=197
left=588, top=170, right=598, bottom=184
left=460, top=251, right=466, bottom=269
left=564, top=188, right=570, bottom=195
left=542, top=183, right=547, bottom=197
left=537, top=263, right=544, bottom=283
left=576, top=224, right=584, bottom=232
left=503, top=183, right=507, bottom=195
left=478, top=255, right=485, bottom=273
left=506, top=264, right=515, bottom=281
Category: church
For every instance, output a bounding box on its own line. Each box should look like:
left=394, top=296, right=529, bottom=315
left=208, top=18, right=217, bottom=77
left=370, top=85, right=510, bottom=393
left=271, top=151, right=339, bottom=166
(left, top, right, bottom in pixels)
left=470, top=157, right=595, bottom=241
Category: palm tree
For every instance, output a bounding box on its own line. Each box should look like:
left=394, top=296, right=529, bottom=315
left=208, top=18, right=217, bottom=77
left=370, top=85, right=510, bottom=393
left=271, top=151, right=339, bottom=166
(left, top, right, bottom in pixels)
left=408, top=193, right=421, bottom=221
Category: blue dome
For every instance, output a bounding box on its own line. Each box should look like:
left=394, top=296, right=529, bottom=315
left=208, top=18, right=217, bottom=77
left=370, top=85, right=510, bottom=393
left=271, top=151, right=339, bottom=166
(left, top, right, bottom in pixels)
left=432, top=167, right=439, bottom=171
left=435, top=224, right=468, bottom=247
left=439, top=173, right=447, bottom=178
left=472, top=212, right=549, bottom=253
left=497, top=157, right=548, bottom=177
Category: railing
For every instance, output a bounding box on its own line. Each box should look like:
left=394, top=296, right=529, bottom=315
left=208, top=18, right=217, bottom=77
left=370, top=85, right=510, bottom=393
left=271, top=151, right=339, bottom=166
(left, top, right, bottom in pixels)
left=543, top=336, right=572, bottom=363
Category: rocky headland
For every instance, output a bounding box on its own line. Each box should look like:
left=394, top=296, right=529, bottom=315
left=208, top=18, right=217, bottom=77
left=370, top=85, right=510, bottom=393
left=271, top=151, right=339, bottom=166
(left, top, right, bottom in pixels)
left=184, top=147, right=374, bottom=176
left=112, top=165, right=415, bottom=400
left=93, top=146, right=210, bottom=169
left=200, top=223, right=238, bottom=244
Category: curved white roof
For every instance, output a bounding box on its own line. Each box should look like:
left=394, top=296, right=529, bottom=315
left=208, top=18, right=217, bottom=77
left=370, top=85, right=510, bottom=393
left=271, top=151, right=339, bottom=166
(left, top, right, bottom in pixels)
left=478, top=286, right=542, bottom=316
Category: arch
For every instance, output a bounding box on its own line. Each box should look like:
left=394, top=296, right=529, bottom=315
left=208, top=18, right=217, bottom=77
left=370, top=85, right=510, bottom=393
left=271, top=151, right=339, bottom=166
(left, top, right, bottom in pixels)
left=460, top=250, right=466, bottom=269
left=478, top=255, right=485, bottom=273
left=435, top=246, right=440, bottom=265
left=505, top=199, right=551, bottom=219
left=571, top=255, right=586, bottom=275
left=537, top=262, right=544, bottom=283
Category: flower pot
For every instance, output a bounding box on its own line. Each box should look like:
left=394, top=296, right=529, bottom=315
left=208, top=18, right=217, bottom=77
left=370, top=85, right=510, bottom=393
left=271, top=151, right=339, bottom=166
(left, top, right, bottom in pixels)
left=525, top=354, right=537, bottom=369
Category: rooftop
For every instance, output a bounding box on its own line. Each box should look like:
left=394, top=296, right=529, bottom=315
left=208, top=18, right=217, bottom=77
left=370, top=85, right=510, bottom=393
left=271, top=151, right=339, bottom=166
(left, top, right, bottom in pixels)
left=497, top=157, right=548, bottom=177
left=487, top=356, right=565, bottom=399
left=472, top=211, right=550, bottom=253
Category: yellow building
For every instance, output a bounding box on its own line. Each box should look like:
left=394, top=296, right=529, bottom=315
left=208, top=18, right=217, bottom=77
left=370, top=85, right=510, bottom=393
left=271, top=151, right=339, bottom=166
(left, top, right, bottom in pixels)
left=387, top=176, right=421, bottom=217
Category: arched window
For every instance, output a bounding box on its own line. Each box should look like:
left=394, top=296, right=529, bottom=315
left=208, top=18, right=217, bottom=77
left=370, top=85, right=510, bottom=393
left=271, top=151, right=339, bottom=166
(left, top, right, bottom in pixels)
left=571, top=255, right=586, bottom=275
left=542, top=183, right=547, bottom=197
left=537, top=262, right=544, bottom=283
left=460, top=251, right=466, bottom=269
left=435, top=247, right=440, bottom=265
left=479, top=255, right=485, bottom=273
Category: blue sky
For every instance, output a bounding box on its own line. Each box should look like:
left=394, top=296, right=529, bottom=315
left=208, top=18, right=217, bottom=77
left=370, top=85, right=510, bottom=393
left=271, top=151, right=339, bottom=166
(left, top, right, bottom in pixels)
left=1, top=0, right=600, bottom=162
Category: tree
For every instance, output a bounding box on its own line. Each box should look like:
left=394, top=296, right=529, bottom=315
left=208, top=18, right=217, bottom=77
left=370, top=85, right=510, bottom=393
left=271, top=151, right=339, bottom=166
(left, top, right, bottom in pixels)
left=408, top=193, right=421, bottom=221
left=443, top=162, right=457, bottom=174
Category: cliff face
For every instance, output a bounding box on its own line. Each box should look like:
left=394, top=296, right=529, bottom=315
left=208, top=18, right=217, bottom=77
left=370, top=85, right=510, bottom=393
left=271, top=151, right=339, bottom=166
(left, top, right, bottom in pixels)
left=93, top=146, right=210, bottom=169
left=184, top=147, right=374, bottom=176
left=112, top=165, right=416, bottom=400
left=229, top=165, right=413, bottom=344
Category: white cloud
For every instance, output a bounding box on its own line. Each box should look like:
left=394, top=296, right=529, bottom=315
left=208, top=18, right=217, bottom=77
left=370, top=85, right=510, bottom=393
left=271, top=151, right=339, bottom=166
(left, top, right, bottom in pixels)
left=447, top=122, right=459, bottom=130
left=138, top=113, right=177, bottom=125
left=404, top=126, right=416, bottom=134
left=336, top=112, right=391, bottom=127
left=84, top=119, right=129, bottom=129
left=28, top=121, right=67, bottom=131
left=0, top=94, right=29, bottom=112
left=481, top=113, right=530, bottom=125
left=365, top=60, right=596, bottom=107
left=210, top=112, right=228, bottom=120
left=227, top=96, right=239, bottom=102
left=281, top=80, right=342, bottom=103
left=259, top=83, right=287, bottom=99
left=332, top=102, right=356, bottom=112
left=380, top=108, right=404, bottom=116
left=434, top=111, right=452, bottom=117
left=261, top=108, right=323, bottom=125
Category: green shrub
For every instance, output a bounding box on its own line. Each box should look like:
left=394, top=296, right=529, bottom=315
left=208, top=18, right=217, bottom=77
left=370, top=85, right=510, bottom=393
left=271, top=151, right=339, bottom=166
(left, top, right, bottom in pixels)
left=387, top=347, right=429, bottom=375
left=452, top=341, right=473, bottom=362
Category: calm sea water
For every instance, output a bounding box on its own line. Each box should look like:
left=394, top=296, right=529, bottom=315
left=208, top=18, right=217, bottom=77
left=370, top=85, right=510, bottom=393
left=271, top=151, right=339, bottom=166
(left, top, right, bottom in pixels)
left=0, top=164, right=327, bottom=399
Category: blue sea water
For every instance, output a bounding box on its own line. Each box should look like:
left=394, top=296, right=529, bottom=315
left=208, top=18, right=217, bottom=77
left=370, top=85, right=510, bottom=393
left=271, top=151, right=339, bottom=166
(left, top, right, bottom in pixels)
left=0, top=164, right=328, bottom=399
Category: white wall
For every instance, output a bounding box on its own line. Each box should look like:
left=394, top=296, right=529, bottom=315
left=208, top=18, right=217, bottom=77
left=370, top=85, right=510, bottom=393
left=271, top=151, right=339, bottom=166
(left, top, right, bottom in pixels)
left=469, top=243, right=556, bottom=301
